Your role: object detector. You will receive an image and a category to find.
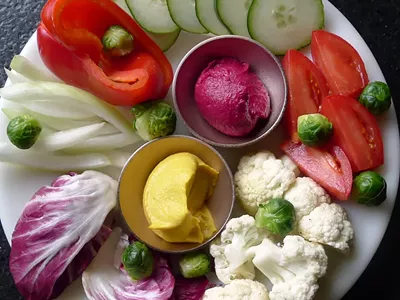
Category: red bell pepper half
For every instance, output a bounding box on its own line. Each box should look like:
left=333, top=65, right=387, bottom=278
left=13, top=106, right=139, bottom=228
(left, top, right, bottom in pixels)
left=38, top=0, right=173, bottom=106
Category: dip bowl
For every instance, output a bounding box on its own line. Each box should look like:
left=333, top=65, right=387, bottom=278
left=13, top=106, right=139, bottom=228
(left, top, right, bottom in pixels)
left=118, top=135, right=235, bottom=254
left=173, top=35, right=287, bottom=148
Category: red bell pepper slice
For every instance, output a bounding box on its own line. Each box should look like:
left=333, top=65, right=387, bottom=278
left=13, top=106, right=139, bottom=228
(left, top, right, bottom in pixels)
left=38, top=0, right=173, bottom=106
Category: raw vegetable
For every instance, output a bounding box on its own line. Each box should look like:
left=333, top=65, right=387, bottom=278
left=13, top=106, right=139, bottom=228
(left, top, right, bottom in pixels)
left=298, top=203, right=354, bottom=253
left=10, top=55, right=61, bottom=82
left=248, top=0, right=325, bottom=55
left=0, top=81, right=135, bottom=135
left=122, top=241, right=154, bottom=280
left=9, top=171, right=117, bottom=300
left=283, top=177, right=331, bottom=221
left=167, top=0, right=208, bottom=34
left=7, top=115, right=42, bottom=149
left=352, top=171, right=387, bottom=206
left=255, top=198, right=296, bottom=237
left=281, top=140, right=353, bottom=200
left=209, top=215, right=269, bottom=284
left=171, top=276, right=209, bottom=300
left=39, top=0, right=173, bottom=106
left=0, top=143, right=112, bottom=171
left=203, top=279, right=270, bottom=300
left=297, top=113, right=333, bottom=147
left=82, top=228, right=175, bottom=300
left=320, top=95, right=384, bottom=172
left=102, top=25, right=134, bottom=56
left=216, top=0, right=252, bottom=37
left=359, top=81, right=392, bottom=115
left=282, top=49, right=330, bottom=141
left=195, top=0, right=230, bottom=35
left=247, top=236, right=328, bottom=300
left=4, top=68, right=32, bottom=84
left=131, top=100, right=176, bottom=141
left=311, top=30, right=369, bottom=98
left=126, top=0, right=179, bottom=33
left=179, top=252, right=211, bottom=278
left=146, top=29, right=181, bottom=52
left=234, top=151, right=296, bottom=215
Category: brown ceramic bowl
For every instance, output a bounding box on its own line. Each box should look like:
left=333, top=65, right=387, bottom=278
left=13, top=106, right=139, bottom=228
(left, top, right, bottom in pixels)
left=173, top=35, right=287, bottom=148
left=118, top=135, right=234, bottom=254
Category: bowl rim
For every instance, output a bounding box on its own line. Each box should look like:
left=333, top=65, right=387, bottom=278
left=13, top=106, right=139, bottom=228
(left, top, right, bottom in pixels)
left=172, top=35, right=288, bottom=148
left=116, top=134, right=236, bottom=254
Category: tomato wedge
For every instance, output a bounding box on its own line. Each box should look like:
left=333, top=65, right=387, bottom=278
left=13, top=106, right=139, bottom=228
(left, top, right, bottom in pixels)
left=282, top=49, right=330, bottom=141
left=320, top=95, right=384, bottom=173
left=311, top=30, right=369, bottom=98
left=281, top=140, right=353, bottom=200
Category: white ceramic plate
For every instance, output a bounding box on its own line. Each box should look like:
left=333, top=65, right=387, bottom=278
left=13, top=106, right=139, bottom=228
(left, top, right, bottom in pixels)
left=1, top=1, right=399, bottom=299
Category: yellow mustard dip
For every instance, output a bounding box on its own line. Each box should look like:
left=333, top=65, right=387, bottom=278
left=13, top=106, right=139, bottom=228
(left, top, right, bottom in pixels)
left=143, top=152, right=218, bottom=243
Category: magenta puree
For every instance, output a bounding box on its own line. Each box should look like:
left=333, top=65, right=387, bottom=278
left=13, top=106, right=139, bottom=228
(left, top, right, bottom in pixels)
left=194, top=57, right=271, bottom=137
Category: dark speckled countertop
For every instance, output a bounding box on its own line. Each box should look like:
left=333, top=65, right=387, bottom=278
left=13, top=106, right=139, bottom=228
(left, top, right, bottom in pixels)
left=0, top=0, right=399, bottom=299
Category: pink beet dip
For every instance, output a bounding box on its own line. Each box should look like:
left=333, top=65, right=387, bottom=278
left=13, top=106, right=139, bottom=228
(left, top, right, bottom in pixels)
left=194, top=57, right=271, bottom=137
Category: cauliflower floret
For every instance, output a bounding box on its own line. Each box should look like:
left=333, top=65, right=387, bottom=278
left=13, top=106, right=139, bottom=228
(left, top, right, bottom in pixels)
left=298, top=203, right=354, bottom=252
left=279, top=155, right=300, bottom=177
left=235, top=151, right=296, bottom=215
left=269, top=279, right=319, bottom=300
left=284, top=177, right=331, bottom=221
left=203, top=279, right=270, bottom=300
left=210, top=215, right=268, bottom=284
left=247, top=235, right=328, bottom=300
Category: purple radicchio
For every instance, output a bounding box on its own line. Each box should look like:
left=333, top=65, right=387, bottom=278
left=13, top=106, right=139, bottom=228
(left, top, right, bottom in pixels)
left=82, top=228, right=175, bottom=300
left=170, top=276, right=210, bottom=300
left=9, top=171, right=118, bottom=300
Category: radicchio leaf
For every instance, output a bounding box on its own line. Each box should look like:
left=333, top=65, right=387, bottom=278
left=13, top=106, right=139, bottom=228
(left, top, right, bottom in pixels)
left=9, top=171, right=118, bottom=300
left=82, top=228, right=175, bottom=300
left=170, top=276, right=209, bottom=300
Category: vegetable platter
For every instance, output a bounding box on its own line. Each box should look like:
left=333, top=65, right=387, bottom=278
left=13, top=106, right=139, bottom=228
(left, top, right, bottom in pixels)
left=0, top=0, right=399, bottom=300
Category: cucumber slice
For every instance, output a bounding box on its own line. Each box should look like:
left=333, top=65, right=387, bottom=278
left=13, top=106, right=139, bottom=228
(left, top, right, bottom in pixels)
left=248, top=0, right=324, bottom=55
left=195, top=0, right=230, bottom=35
left=146, top=29, right=181, bottom=52
left=112, top=0, right=131, bottom=15
left=216, top=0, right=253, bottom=37
left=166, top=0, right=208, bottom=34
left=126, top=0, right=179, bottom=34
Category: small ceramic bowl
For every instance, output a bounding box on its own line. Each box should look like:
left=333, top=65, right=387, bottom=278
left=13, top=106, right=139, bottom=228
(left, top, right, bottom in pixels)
left=118, top=135, right=235, bottom=254
left=173, top=35, right=287, bottom=148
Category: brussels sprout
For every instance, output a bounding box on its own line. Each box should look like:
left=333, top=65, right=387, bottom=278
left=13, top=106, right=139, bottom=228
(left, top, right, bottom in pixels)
left=102, top=25, right=134, bottom=56
left=179, top=252, right=210, bottom=278
left=359, top=81, right=391, bottom=115
left=122, top=241, right=154, bottom=280
left=7, top=115, right=42, bottom=150
left=131, top=100, right=176, bottom=141
left=297, top=113, right=333, bottom=147
left=352, top=171, right=387, bottom=206
left=255, top=198, right=296, bottom=236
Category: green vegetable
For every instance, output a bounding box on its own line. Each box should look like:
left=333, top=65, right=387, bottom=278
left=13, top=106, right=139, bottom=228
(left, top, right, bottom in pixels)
left=297, top=113, right=333, bottom=147
left=131, top=100, right=176, bottom=141
left=352, top=171, right=387, bottom=206
left=179, top=252, right=211, bottom=278
left=359, top=81, right=391, bottom=115
left=255, top=198, right=296, bottom=236
left=7, top=115, right=42, bottom=149
left=122, top=241, right=154, bottom=280
left=102, top=25, right=134, bottom=56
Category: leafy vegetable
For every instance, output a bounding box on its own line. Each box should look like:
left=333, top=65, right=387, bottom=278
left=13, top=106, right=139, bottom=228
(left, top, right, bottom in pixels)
left=4, top=68, right=31, bottom=84
left=7, top=115, right=42, bottom=149
left=0, top=81, right=135, bottom=134
left=131, top=100, right=176, bottom=141
left=359, top=81, right=391, bottom=115
left=352, top=171, right=387, bottom=206
left=102, top=25, right=134, bottom=56
left=170, top=276, right=209, bottom=300
left=10, top=55, right=61, bottom=82
left=82, top=228, right=175, bottom=300
left=9, top=171, right=118, bottom=300
left=255, top=198, right=296, bottom=236
left=179, top=252, right=211, bottom=278
left=0, top=143, right=111, bottom=171
left=122, top=241, right=154, bottom=280
left=297, top=113, right=333, bottom=147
